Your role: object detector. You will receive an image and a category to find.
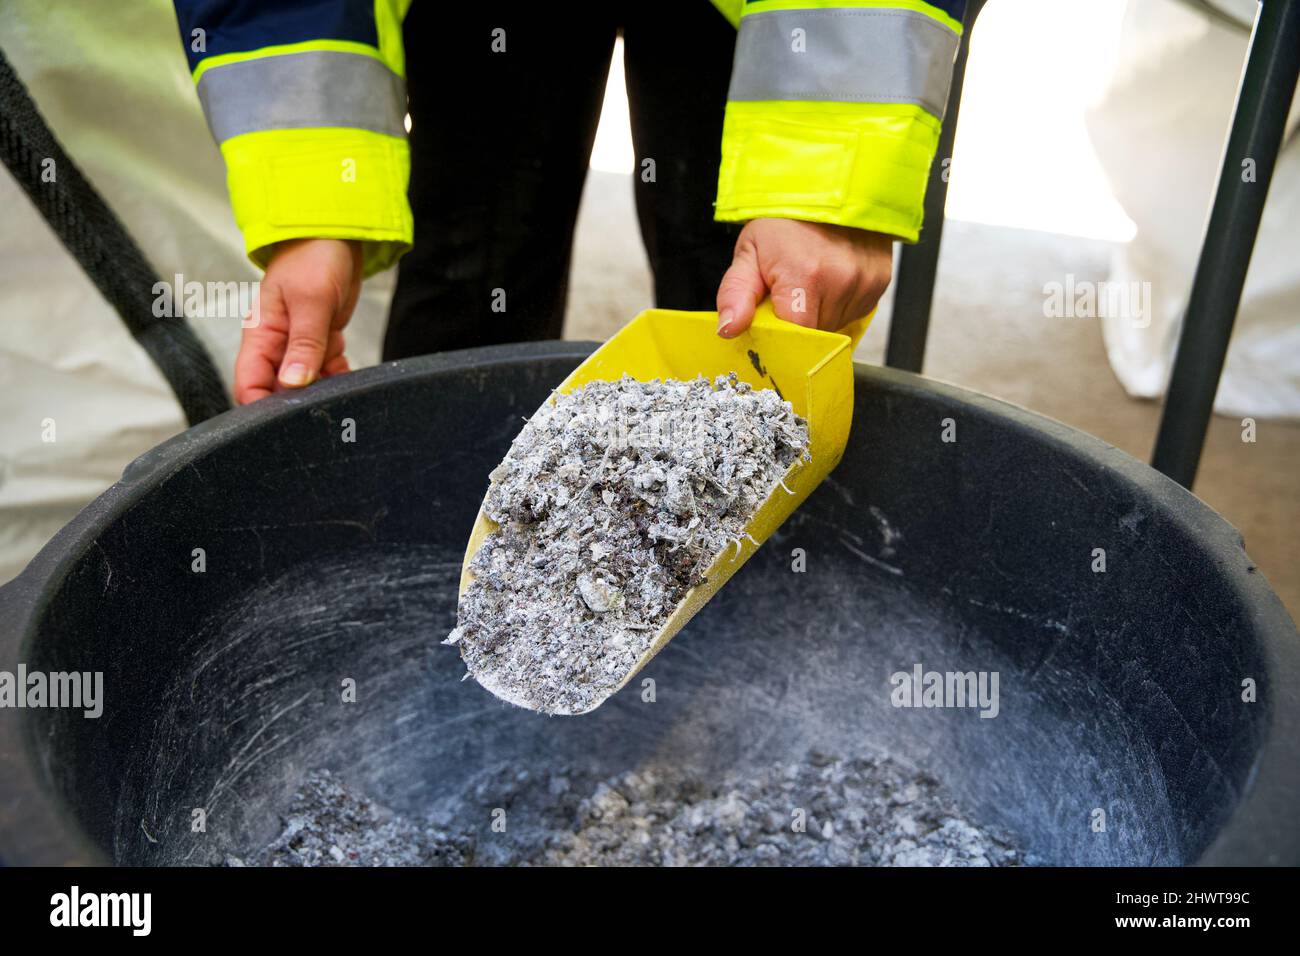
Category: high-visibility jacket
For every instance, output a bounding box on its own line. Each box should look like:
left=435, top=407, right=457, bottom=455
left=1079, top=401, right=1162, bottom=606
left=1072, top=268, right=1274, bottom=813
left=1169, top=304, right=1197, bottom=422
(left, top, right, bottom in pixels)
left=172, top=1, right=964, bottom=279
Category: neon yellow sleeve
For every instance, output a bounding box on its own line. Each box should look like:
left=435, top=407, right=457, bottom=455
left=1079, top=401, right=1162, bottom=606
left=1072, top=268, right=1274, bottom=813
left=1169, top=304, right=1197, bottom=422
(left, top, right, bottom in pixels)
left=179, top=1, right=413, bottom=276
left=715, top=0, right=963, bottom=242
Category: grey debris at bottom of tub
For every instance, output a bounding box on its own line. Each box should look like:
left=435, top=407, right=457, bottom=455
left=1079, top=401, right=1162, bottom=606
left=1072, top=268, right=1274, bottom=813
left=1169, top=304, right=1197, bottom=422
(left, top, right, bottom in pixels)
left=224, top=753, right=1026, bottom=868
left=223, top=769, right=472, bottom=868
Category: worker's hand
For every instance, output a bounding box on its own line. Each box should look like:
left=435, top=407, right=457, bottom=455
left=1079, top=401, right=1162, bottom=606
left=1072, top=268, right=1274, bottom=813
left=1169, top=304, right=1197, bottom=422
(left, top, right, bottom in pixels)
left=235, top=238, right=363, bottom=404
left=715, top=218, right=893, bottom=338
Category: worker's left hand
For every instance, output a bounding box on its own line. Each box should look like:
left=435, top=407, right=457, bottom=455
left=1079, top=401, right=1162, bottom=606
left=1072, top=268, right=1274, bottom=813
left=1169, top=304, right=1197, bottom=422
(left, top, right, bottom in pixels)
left=715, top=218, right=893, bottom=337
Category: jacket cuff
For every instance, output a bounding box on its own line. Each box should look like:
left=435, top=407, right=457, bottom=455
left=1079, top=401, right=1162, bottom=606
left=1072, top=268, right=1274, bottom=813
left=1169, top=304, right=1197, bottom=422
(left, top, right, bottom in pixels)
left=715, top=101, right=942, bottom=243
left=219, top=127, right=412, bottom=277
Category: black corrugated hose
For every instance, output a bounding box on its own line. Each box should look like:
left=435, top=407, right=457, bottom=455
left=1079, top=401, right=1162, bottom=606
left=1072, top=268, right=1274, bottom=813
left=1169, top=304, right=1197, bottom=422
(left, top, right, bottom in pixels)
left=0, top=48, right=231, bottom=426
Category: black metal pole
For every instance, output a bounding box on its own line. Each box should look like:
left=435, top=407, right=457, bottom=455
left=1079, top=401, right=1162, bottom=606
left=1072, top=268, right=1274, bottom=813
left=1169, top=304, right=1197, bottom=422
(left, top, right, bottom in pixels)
left=884, top=0, right=986, bottom=373
left=1151, top=0, right=1300, bottom=487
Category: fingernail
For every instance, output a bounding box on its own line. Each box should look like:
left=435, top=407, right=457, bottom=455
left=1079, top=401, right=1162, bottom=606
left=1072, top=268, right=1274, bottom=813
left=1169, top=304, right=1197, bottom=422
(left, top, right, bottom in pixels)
left=279, top=363, right=313, bottom=387
left=717, top=309, right=733, bottom=337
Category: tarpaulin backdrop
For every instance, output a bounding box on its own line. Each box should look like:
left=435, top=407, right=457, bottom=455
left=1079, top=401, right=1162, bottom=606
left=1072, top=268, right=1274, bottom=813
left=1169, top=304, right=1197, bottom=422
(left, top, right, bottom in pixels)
left=0, top=0, right=394, bottom=584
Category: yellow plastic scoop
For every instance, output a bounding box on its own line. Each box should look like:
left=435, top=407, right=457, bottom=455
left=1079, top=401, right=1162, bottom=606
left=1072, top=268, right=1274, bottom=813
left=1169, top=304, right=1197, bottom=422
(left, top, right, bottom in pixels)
left=458, top=302, right=870, bottom=713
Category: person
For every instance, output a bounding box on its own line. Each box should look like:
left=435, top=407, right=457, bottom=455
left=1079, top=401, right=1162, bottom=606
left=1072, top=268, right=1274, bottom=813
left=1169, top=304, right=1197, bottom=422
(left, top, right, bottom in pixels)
left=172, top=1, right=965, bottom=404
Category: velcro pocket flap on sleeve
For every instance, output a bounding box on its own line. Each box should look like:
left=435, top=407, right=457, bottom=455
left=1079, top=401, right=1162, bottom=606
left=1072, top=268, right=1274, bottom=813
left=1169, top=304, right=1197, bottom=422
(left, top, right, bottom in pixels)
left=721, top=119, right=858, bottom=211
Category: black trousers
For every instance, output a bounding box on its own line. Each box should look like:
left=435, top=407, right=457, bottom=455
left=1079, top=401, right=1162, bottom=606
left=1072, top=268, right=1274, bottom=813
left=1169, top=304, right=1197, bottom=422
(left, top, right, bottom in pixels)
left=383, top=5, right=741, bottom=360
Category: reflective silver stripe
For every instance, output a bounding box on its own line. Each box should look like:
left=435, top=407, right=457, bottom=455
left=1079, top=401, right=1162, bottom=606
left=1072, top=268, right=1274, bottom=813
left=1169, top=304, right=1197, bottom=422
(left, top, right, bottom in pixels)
left=728, top=8, right=959, bottom=118
left=197, top=50, right=406, bottom=143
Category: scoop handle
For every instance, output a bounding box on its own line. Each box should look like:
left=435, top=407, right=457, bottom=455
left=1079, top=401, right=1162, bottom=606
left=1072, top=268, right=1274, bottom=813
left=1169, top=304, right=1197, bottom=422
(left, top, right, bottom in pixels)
left=750, top=299, right=874, bottom=350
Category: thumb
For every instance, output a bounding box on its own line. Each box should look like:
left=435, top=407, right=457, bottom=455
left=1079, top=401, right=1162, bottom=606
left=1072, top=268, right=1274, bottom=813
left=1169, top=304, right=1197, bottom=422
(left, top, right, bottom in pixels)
left=716, top=241, right=767, bottom=339
left=277, top=290, right=335, bottom=388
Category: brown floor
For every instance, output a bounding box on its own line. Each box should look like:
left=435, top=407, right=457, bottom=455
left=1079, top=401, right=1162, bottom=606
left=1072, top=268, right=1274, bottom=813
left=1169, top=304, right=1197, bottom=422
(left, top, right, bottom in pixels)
left=564, top=172, right=1300, bottom=621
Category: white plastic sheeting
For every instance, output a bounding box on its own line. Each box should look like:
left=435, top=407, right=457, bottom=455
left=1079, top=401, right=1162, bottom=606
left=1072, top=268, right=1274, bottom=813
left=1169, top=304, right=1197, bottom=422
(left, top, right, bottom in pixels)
left=1086, top=0, right=1300, bottom=420
left=0, top=0, right=393, bottom=584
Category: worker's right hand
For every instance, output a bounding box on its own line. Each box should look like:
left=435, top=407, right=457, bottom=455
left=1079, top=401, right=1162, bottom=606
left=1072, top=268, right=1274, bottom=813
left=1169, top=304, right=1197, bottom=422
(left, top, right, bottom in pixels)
left=236, top=238, right=363, bottom=404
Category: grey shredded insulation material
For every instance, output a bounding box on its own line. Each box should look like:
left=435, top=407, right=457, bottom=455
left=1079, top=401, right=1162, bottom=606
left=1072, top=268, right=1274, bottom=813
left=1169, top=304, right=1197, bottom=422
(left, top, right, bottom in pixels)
left=228, top=755, right=1024, bottom=867
left=447, top=374, right=811, bottom=714
left=226, top=770, right=472, bottom=868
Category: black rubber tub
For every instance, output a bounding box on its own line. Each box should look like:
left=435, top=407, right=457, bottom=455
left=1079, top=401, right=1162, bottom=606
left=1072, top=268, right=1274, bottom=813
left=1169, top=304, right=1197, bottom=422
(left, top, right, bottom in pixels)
left=1, top=343, right=1297, bottom=866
